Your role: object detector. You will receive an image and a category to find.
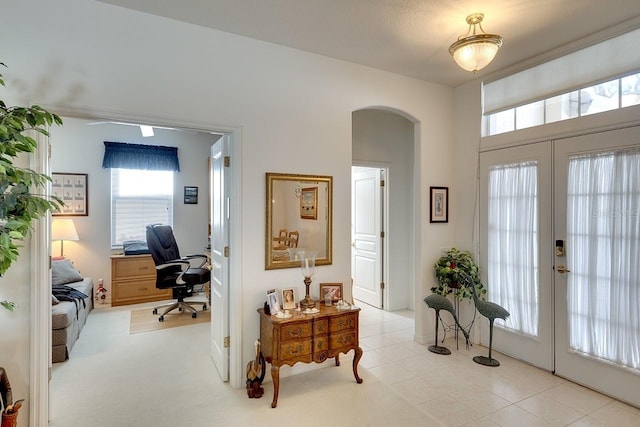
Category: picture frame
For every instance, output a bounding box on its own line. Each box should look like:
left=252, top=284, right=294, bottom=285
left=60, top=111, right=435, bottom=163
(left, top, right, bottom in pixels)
left=52, top=173, right=88, bottom=216
left=300, top=187, right=318, bottom=220
left=266, top=289, right=280, bottom=314
left=319, top=282, right=343, bottom=303
left=430, top=186, right=448, bottom=223
left=184, top=186, right=198, bottom=204
left=281, top=288, right=296, bottom=310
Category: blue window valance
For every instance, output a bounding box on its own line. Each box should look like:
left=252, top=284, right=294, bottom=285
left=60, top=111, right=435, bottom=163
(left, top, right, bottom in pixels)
left=102, top=141, right=180, bottom=172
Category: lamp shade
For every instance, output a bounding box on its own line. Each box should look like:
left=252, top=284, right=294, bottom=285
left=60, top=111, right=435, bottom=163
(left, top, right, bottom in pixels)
left=52, top=219, right=79, bottom=242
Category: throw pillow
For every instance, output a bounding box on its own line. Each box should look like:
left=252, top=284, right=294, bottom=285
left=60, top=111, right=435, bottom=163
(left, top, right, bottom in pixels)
left=52, top=259, right=83, bottom=285
left=52, top=295, right=59, bottom=305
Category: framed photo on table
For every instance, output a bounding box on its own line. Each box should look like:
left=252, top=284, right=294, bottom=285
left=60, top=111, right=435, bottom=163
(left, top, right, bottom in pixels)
left=266, top=289, right=280, bottom=314
left=281, top=288, right=296, bottom=310
left=429, top=186, right=448, bottom=223
left=52, top=173, right=88, bottom=216
left=319, top=283, right=343, bottom=303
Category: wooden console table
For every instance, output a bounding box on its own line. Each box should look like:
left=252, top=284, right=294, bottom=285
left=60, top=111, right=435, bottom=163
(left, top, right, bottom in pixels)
left=258, top=304, right=363, bottom=408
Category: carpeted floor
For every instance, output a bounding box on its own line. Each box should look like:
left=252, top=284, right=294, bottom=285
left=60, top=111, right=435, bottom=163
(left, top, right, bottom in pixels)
left=130, top=305, right=210, bottom=334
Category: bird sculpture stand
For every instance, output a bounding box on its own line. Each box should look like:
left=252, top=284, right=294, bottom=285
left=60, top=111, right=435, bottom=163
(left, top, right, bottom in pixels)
left=246, top=340, right=266, bottom=398
left=469, top=281, right=510, bottom=367
left=423, top=294, right=470, bottom=355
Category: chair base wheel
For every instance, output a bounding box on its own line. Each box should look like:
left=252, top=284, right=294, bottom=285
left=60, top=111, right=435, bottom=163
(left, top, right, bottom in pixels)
left=158, top=316, right=164, bottom=322
left=152, top=309, right=158, bottom=314
left=192, top=313, right=197, bottom=318
left=428, top=345, right=451, bottom=355
left=473, top=355, right=500, bottom=367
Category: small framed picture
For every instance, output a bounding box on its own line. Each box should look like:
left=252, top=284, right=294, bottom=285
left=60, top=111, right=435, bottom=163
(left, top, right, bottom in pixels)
left=300, top=187, right=318, bottom=220
left=266, top=289, right=280, bottom=314
left=281, top=288, right=296, bottom=310
left=184, top=186, right=198, bottom=204
left=319, top=283, right=343, bottom=303
left=430, top=186, right=448, bottom=223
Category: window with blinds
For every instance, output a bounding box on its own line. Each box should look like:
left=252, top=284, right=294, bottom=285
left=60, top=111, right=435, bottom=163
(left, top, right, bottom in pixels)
left=111, top=168, right=173, bottom=247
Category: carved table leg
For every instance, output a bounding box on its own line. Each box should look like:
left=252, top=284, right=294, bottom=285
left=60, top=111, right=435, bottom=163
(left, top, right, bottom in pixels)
left=352, top=346, right=363, bottom=384
left=335, top=354, right=340, bottom=366
left=270, top=365, right=280, bottom=408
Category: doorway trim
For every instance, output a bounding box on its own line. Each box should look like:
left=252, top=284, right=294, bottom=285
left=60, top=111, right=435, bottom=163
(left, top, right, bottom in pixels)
left=31, top=108, right=244, bottom=426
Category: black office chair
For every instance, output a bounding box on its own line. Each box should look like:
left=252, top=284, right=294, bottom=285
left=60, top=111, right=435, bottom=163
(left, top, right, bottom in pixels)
left=146, top=224, right=210, bottom=322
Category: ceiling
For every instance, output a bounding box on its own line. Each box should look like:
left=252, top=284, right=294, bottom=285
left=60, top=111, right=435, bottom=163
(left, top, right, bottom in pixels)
left=99, top=0, right=640, bottom=87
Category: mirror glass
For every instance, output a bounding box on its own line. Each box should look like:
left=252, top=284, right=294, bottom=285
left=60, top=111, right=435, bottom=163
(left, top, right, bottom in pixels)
left=266, top=173, right=333, bottom=269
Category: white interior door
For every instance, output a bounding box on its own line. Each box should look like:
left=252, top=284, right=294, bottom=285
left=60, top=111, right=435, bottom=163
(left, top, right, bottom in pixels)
left=210, top=136, right=230, bottom=381
left=479, top=142, right=554, bottom=370
left=351, top=167, right=383, bottom=308
left=554, top=126, right=640, bottom=407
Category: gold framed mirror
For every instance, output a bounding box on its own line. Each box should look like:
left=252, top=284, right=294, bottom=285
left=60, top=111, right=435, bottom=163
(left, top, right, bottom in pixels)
left=265, top=173, right=333, bottom=270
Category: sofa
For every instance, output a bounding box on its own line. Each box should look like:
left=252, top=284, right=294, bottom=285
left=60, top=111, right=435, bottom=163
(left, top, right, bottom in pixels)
left=51, top=259, right=94, bottom=363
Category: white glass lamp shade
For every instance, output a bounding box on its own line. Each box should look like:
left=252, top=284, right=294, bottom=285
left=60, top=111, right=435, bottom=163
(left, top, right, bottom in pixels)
left=450, top=35, right=502, bottom=73
left=292, top=250, right=317, bottom=278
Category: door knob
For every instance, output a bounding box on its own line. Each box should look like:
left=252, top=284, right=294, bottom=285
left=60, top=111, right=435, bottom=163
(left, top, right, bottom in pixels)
left=556, top=265, right=571, bottom=274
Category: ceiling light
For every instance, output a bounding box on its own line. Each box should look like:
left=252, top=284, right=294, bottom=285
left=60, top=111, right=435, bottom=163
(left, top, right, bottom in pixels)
left=449, top=13, right=503, bottom=73
left=140, top=125, right=154, bottom=137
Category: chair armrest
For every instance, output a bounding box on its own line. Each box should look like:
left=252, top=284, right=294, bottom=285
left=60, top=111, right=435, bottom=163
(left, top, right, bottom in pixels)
left=183, top=254, right=209, bottom=268
left=156, top=260, right=190, bottom=271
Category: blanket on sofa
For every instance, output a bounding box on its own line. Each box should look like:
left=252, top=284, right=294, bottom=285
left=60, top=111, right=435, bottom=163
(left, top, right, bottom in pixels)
left=52, top=284, right=88, bottom=319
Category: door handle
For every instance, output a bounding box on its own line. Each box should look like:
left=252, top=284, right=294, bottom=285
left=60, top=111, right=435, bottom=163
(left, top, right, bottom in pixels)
left=556, top=265, right=571, bottom=274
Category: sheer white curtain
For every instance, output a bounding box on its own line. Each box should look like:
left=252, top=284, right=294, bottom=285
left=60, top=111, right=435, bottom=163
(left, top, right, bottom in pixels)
left=567, top=150, right=640, bottom=370
left=488, top=161, right=539, bottom=336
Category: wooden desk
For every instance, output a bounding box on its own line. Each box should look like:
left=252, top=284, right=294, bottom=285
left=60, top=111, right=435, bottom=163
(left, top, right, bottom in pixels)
left=110, top=254, right=172, bottom=306
left=258, top=304, right=363, bottom=408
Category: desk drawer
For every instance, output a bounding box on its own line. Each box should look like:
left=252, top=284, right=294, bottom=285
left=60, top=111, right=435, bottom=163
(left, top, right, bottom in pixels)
left=280, top=339, right=312, bottom=360
left=329, top=313, right=357, bottom=333
left=281, top=322, right=312, bottom=341
left=112, top=256, right=155, bottom=280
left=114, top=279, right=164, bottom=299
left=314, top=318, right=328, bottom=335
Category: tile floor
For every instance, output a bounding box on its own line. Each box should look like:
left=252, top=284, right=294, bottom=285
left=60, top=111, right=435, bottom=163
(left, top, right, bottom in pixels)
left=50, top=300, right=640, bottom=426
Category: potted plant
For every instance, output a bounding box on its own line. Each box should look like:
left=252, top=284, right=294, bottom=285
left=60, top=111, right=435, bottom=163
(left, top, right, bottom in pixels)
left=432, top=247, right=486, bottom=301
left=1, top=62, right=63, bottom=310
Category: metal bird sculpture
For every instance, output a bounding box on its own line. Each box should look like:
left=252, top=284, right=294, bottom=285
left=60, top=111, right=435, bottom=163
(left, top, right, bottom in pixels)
left=468, top=277, right=510, bottom=367
left=423, top=293, right=470, bottom=355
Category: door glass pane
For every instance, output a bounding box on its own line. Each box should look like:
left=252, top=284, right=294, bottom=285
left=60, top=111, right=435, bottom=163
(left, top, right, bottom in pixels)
left=488, top=161, right=539, bottom=336
left=516, top=100, right=544, bottom=130
left=566, top=149, right=640, bottom=370
left=621, top=73, right=640, bottom=108
left=581, top=79, right=619, bottom=116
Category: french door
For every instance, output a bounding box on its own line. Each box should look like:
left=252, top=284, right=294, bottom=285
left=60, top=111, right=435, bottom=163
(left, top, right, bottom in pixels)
left=480, top=142, right=554, bottom=371
left=481, top=126, right=640, bottom=407
left=554, top=126, right=640, bottom=407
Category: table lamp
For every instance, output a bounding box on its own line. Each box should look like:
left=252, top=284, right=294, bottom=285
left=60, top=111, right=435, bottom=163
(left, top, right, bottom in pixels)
left=52, top=218, right=79, bottom=257
left=294, top=250, right=317, bottom=309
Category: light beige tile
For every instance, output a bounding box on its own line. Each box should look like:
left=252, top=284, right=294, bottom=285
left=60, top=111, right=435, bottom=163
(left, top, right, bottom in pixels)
left=368, top=361, right=415, bottom=384
left=487, top=405, right=551, bottom=427
left=517, top=393, right=584, bottom=425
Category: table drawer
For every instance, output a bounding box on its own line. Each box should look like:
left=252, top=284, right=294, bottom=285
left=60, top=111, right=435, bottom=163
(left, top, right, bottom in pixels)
left=329, top=331, right=356, bottom=349
left=329, top=313, right=357, bottom=333
left=112, top=256, right=155, bottom=280
left=279, top=339, right=312, bottom=360
left=281, top=322, right=312, bottom=341
left=314, top=318, right=328, bottom=335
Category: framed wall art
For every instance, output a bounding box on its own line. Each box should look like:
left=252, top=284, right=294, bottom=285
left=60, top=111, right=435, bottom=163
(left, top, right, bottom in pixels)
left=300, top=187, right=318, bottom=220
left=430, top=186, right=448, bottom=223
left=52, top=173, right=88, bottom=216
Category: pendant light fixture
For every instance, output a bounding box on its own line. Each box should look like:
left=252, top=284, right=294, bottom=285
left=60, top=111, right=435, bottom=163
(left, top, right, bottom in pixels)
left=449, top=13, right=503, bottom=73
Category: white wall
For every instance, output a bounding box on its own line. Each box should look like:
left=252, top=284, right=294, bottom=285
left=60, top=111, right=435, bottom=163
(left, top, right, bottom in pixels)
left=49, top=117, right=216, bottom=301
left=0, top=0, right=455, bottom=419
left=352, top=109, right=414, bottom=311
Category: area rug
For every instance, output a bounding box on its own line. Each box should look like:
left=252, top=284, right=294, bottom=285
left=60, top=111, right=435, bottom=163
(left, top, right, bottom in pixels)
left=130, top=307, right=210, bottom=334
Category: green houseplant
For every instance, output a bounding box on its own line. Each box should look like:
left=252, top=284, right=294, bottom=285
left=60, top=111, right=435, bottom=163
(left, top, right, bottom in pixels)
left=432, top=247, right=486, bottom=301
left=1, top=63, right=63, bottom=310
